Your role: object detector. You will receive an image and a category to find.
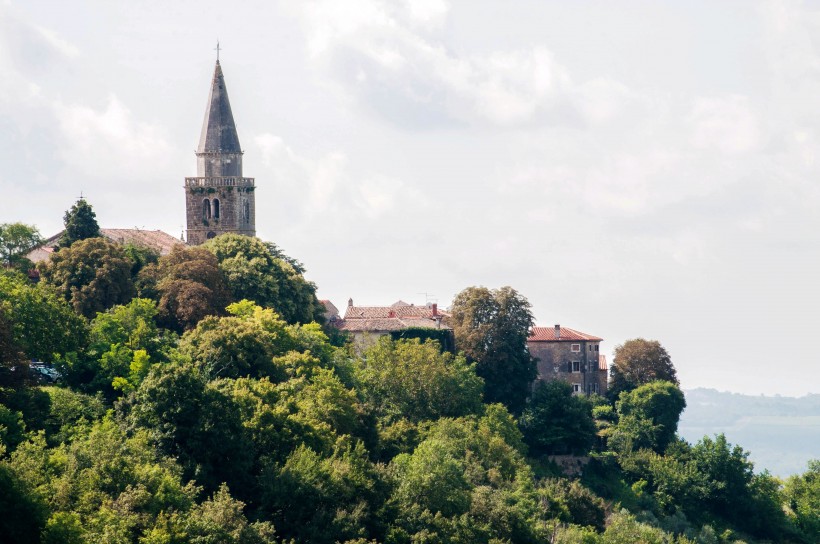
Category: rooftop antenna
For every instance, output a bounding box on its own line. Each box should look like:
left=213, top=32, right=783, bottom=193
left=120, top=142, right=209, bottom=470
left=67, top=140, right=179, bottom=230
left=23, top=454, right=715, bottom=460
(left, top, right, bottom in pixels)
left=76, top=190, right=85, bottom=201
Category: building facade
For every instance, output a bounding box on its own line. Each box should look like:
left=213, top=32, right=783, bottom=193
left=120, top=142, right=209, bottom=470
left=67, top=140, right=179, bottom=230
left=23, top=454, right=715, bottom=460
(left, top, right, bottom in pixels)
left=528, top=325, right=607, bottom=395
left=185, top=60, right=256, bottom=245
left=335, top=300, right=453, bottom=352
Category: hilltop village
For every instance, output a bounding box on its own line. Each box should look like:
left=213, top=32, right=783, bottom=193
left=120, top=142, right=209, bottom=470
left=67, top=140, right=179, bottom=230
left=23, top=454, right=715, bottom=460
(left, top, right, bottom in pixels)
left=0, top=59, right=817, bottom=544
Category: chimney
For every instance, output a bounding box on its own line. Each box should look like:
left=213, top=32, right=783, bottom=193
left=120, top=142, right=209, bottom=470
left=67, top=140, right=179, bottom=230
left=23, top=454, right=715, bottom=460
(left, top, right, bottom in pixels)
left=348, top=298, right=353, bottom=307
left=432, top=303, right=438, bottom=316
left=554, top=324, right=560, bottom=339
left=388, top=310, right=396, bottom=318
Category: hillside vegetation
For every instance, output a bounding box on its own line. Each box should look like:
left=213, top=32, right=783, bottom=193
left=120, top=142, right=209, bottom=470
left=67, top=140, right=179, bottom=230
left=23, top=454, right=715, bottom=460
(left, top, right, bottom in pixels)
left=0, top=226, right=817, bottom=543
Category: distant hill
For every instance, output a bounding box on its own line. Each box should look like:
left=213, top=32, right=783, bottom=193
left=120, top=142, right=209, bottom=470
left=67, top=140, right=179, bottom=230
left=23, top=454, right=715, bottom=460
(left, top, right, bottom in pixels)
left=679, top=388, right=820, bottom=477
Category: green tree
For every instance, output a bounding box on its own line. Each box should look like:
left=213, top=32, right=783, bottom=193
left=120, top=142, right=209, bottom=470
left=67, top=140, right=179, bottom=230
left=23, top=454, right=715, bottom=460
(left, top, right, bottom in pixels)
left=179, top=301, right=334, bottom=381
left=141, top=485, right=277, bottom=544
left=0, top=307, right=27, bottom=389
left=537, top=478, right=606, bottom=531
left=203, top=233, right=324, bottom=324
left=784, top=460, right=820, bottom=541
left=608, top=339, right=678, bottom=400
left=258, top=440, right=386, bottom=544
left=355, top=337, right=484, bottom=425
left=39, top=386, right=105, bottom=446
left=0, top=460, right=47, bottom=544
left=388, top=406, right=543, bottom=543
left=0, top=222, right=43, bottom=272
left=139, top=245, right=231, bottom=331
left=58, top=199, right=100, bottom=248
left=610, top=381, right=686, bottom=454
left=8, top=419, right=197, bottom=543
left=121, top=242, right=160, bottom=279
left=38, top=237, right=135, bottom=318
left=0, top=272, right=87, bottom=362
left=519, top=380, right=597, bottom=456
left=85, top=297, right=174, bottom=396
left=450, top=286, right=536, bottom=415
left=122, top=362, right=253, bottom=494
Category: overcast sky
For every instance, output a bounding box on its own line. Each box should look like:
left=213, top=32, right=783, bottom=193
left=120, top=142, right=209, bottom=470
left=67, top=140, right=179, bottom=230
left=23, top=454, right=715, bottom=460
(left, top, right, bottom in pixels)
left=2, top=0, right=819, bottom=396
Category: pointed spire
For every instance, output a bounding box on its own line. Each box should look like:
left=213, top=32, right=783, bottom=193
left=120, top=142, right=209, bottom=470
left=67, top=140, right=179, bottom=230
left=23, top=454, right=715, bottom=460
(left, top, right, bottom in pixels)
left=198, top=61, right=241, bottom=153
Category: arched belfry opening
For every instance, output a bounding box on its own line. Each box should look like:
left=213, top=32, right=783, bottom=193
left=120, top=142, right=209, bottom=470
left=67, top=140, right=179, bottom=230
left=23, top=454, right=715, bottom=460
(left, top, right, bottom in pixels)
left=184, top=56, right=256, bottom=245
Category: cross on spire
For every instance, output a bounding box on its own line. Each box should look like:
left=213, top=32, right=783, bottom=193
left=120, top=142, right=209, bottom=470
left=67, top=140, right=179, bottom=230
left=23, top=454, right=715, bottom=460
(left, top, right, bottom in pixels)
left=76, top=190, right=85, bottom=201
left=215, top=40, right=221, bottom=62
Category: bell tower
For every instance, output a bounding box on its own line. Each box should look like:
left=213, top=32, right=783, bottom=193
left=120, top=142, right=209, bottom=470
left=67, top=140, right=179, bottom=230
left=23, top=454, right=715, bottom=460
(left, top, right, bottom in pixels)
left=185, top=58, right=256, bottom=245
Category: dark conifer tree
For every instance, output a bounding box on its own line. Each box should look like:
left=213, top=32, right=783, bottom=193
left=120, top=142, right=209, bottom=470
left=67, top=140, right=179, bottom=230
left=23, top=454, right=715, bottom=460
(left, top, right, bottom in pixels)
left=59, top=198, right=100, bottom=248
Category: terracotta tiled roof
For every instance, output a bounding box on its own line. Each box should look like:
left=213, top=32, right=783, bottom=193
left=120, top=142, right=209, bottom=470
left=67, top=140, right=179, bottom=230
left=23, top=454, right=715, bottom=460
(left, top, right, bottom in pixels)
left=27, top=228, right=183, bottom=263
left=337, top=316, right=449, bottom=332
left=100, top=229, right=182, bottom=255
left=598, top=354, right=608, bottom=371
left=344, top=304, right=448, bottom=320
left=528, top=326, right=603, bottom=342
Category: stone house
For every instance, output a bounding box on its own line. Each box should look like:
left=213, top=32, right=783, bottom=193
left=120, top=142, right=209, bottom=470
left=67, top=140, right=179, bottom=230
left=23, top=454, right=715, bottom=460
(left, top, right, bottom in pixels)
left=527, top=324, right=607, bottom=395
left=334, top=299, right=453, bottom=351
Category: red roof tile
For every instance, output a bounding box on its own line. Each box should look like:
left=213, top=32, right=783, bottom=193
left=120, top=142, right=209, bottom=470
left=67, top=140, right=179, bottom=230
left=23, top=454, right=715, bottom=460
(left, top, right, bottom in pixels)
left=528, top=326, right=602, bottom=342
left=344, top=304, right=448, bottom=320
left=337, top=316, right=450, bottom=332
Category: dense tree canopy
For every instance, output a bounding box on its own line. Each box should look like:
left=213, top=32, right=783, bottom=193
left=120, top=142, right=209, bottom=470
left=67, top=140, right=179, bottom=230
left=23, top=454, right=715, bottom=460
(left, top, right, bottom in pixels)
left=0, top=222, right=43, bottom=273
left=450, top=285, right=536, bottom=415
left=354, top=337, right=484, bottom=425
left=519, top=380, right=597, bottom=456
left=203, top=234, right=324, bottom=325
left=138, top=245, right=231, bottom=332
left=609, top=338, right=679, bottom=400
left=58, top=199, right=101, bottom=249
left=1, top=227, right=817, bottom=544
left=0, top=272, right=87, bottom=362
left=610, top=380, right=686, bottom=453
left=38, top=237, right=135, bottom=318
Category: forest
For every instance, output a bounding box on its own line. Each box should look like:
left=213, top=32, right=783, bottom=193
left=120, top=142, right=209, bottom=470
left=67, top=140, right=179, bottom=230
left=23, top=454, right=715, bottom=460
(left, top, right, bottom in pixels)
left=0, top=203, right=817, bottom=544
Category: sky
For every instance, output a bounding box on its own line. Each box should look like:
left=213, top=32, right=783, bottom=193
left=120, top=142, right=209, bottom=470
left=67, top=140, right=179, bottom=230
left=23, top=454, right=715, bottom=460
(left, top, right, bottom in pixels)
left=2, top=0, right=820, bottom=396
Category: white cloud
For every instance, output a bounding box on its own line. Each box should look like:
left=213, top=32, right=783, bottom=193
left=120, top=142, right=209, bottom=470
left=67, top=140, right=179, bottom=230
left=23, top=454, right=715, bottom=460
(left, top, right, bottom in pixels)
left=292, top=0, right=579, bottom=127
left=254, top=132, right=424, bottom=223
left=53, top=95, right=171, bottom=178
left=689, top=95, right=762, bottom=154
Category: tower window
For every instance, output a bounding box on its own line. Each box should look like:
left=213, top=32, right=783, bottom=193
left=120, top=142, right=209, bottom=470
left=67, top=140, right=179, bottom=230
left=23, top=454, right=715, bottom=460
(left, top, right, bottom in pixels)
left=203, top=199, right=211, bottom=221
left=243, top=201, right=250, bottom=224
left=213, top=198, right=220, bottom=219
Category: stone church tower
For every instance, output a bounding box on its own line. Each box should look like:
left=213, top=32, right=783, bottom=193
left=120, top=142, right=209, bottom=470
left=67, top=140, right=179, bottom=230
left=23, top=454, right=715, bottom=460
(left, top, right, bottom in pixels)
left=185, top=60, right=256, bottom=245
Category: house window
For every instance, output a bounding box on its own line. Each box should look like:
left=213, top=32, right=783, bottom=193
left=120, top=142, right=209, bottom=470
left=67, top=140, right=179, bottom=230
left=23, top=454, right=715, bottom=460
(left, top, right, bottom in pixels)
left=572, top=384, right=581, bottom=394
left=202, top=199, right=211, bottom=221
left=595, top=344, right=599, bottom=352
left=571, top=344, right=581, bottom=352
left=572, top=361, right=580, bottom=373
left=213, top=198, right=220, bottom=219
left=588, top=383, right=599, bottom=394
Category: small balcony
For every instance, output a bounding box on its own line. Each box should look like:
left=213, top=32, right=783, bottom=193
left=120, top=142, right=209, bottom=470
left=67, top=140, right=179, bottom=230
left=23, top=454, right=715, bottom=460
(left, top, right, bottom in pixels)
left=185, top=177, right=255, bottom=188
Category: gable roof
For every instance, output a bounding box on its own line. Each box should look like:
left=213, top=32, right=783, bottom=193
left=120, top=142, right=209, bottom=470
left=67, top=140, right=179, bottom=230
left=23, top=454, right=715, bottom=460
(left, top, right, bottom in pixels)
left=344, top=303, right=448, bottom=320
left=100, top=229, right=183, bottom=255
left=337, top=316, right=450, bottom=332
left=528, top=326, right=603, bottom=342
left=26, top=228, right=183, bottom=263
